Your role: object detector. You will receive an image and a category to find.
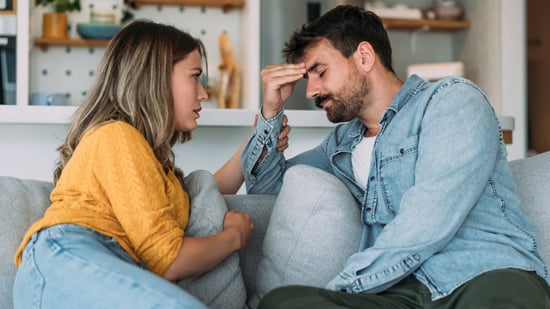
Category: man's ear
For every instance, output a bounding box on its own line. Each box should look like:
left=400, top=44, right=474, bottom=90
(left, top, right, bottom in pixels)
left=355, top=41, right=375, bottom=72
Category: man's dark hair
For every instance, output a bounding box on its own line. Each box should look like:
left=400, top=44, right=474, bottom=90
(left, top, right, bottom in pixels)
left=283, top=5, right=394, bottom=73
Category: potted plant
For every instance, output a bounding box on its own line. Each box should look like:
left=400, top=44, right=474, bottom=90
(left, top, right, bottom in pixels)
left=35, top=0, right=81, bottom=39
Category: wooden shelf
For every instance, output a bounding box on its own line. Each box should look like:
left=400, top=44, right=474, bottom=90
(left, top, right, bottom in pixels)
left=34, top=37, right=110, bottom=51
left=0, top=0, right=16, bottom=14
left=32, top=0, right=245, bottom=50
left=31, top=18, right=465, bottom=52
left=382, top=18, right=469, bottom=31
left=127, top=0, right=244, bottom=12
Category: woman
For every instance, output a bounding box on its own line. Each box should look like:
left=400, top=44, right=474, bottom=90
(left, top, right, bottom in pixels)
left=13, top=20, right=288, bottom=308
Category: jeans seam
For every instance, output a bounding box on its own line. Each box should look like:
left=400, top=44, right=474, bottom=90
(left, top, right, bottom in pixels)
left=29, top=245, right=45, bottom=308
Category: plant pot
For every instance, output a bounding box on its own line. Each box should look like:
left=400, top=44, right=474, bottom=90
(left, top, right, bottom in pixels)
left=42, top=12, right=68, bottom=39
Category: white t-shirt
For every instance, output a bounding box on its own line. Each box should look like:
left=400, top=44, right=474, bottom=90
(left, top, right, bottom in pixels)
left=352, top=135, right=376, bottom=189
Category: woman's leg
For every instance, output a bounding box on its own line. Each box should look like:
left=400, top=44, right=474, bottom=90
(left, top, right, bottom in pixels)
left=14, top=224, right=207, bottom=309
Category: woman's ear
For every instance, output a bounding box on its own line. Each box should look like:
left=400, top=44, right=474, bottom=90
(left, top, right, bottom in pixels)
left=355, top=41, right=375, bottom=72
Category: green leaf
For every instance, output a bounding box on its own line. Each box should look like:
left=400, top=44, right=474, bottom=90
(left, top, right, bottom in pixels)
left=36, top=0, right=81, bottom=12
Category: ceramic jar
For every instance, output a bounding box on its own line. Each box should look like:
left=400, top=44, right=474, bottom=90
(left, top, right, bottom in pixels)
left=434, top=0, right=464, bottom=20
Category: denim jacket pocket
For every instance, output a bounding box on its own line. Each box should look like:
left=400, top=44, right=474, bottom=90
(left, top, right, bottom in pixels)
left=377, top=134, right=419, bottom=217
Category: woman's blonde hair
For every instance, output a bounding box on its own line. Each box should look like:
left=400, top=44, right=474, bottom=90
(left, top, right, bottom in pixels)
left=54, top=19, right=207, bottom=183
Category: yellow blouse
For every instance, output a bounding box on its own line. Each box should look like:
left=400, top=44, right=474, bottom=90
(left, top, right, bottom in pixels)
left=14, top=121, right=189, bottom=276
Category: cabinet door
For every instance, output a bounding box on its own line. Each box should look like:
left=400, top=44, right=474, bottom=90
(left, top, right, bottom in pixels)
left=527, top=0, right=550, bottom=152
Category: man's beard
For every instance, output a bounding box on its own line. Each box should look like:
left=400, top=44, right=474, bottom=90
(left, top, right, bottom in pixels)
left=315, top=73, right=369, bottom=123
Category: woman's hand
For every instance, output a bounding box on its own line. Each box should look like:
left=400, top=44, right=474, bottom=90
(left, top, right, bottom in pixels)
left=276, top=114, right=291, bottom=152
left=223, top=210, right=254, bottom=250
left=163, top=210, right=254, bottom=281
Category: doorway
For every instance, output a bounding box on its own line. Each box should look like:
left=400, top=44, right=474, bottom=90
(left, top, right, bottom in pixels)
left=527, top=0, right=550, bottom=154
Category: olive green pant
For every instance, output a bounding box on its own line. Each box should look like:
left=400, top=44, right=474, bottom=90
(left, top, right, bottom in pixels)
left=258, top=269, right=550, bottom=309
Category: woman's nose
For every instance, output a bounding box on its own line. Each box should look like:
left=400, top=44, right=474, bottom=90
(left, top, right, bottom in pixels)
left=198, top=83, right=208, bottom=101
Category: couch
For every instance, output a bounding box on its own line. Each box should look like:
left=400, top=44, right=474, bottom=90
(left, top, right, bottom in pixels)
left=1, top=151, right=549, bottom=309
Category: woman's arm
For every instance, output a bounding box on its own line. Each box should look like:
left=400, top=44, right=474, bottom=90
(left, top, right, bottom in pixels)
left=214, top=139, right=247, bottom=194
left=215, top=115, right=290, bottom=194
left=163, top=210, right=253, bottom=281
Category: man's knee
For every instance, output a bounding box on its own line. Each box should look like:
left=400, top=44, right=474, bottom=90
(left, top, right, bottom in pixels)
left=445, top=269, right=550, bottom=308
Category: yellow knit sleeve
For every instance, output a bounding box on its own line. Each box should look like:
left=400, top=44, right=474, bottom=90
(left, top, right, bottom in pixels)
left=86, top=122, right=188, bottom=276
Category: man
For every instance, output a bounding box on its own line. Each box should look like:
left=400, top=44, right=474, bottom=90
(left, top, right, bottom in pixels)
left=240, top=4, right=550, bottom=308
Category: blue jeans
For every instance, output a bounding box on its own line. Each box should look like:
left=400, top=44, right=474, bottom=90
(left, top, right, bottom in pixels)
left=13, top=224, right=207, bottom=309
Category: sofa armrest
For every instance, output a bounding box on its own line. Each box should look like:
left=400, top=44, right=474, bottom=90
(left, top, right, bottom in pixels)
left=0, top=176, right=53, bottom=309
left=509, top=151, right=550, bottom=265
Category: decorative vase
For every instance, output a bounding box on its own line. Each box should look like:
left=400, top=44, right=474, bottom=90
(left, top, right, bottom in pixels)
left=42, top=12, right=68, bottom=39
left=434, top=0, right=464, bottom=20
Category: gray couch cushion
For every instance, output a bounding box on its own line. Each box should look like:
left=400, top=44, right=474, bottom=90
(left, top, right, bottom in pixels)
left=509, top=151, right=550, bottom=265
left=250, top=165, right=363, bottom=308
left=177, top=170, right=247, bottom=309
left=0, top=176, right=53, bottom=309
left=224, top=193, right=277, bottom=304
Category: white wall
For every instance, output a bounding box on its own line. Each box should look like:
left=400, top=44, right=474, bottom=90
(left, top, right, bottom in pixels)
left=500, top=0, right=527, bottom=160
left=0, top=124, right=67, bottom=181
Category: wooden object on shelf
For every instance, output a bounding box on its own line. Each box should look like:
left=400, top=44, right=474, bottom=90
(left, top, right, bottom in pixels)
left=382, top=18, right=469, bottom=31
left=217, top=31, right=240, bottom=109
left=205, top=87, right=216, bottom=98
left=42, top=12, right=69, bottom=39
left=503, top=130, right=512, bottom=145
left=0, top=0, right=16, bottom=14
left=127, top=0, right=244, bottom=12
left=34, top=37, right=110, bottom=51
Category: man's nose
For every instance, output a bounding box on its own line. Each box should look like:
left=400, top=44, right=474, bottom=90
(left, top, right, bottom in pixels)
left=305, top=77, right=320, bottom=99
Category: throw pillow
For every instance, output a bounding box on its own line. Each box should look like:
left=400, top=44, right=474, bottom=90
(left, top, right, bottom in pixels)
left=250, top=165, right=363, bottom=307
left=176, top=170, right=246, bottom=309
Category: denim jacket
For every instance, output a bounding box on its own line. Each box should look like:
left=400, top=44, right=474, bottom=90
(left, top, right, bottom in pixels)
left=241, top=74, right=549, bottom=300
